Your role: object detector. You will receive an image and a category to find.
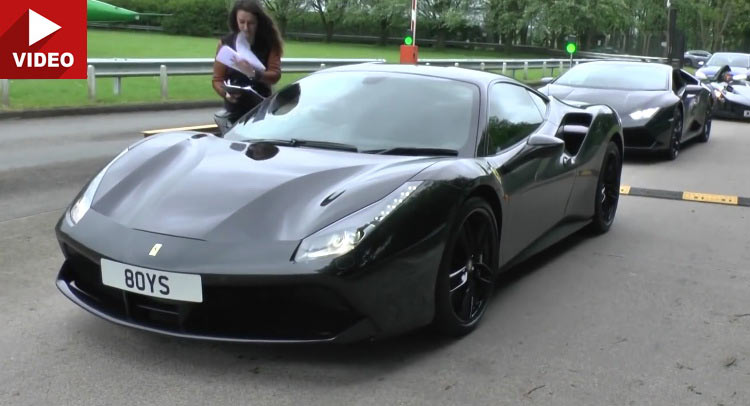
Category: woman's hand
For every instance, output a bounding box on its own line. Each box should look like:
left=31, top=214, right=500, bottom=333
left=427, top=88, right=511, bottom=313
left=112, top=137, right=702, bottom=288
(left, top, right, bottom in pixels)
left=234, top=58, right=256, bottom=78
left=225, top=92, right=239, bottom=103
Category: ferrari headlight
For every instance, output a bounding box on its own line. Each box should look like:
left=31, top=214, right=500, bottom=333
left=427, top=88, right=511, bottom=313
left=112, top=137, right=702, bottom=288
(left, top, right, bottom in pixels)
left=695, top=71, right=707, bottom=79
left=69, top=148, right=128, bottom=225
left=294, top=181, right=424, bottom=262
left=629, top=107, right=659, bottom=120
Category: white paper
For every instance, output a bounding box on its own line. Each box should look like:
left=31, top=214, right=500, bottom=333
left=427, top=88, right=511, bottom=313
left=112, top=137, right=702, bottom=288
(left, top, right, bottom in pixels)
left=216, top=45, right=266, bottom=78
left=235, top=35, right=266, bottom=71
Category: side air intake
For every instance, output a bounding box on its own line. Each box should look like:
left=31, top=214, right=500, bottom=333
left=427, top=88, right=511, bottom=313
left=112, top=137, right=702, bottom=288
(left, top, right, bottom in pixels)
left=557, top=113, right=592, bottom=156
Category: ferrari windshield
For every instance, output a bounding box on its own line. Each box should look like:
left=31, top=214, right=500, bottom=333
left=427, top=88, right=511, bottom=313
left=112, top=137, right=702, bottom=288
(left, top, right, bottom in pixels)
left=225, top=71, right=479, bottom=152
left=554, top=63, right=669, bottom=91
left=706, top=53, right=750, bottom=68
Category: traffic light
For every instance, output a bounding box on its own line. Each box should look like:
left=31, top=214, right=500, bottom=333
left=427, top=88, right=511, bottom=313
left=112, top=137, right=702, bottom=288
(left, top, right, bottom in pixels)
left=400, top=28, right=418, bottom=64
left=565, top=35, right=577, bottom=55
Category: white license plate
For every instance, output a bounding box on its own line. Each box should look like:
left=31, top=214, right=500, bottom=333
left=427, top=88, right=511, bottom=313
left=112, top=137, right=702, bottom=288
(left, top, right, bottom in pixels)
left=744, top=110, right=750, bottom=118
left=101, top=259, right=202, bottom=303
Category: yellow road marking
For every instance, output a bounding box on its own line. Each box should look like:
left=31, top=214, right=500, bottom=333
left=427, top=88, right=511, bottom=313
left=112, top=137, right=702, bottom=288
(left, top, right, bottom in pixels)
left=142, top=124, right=217, bottom=136
left=620, top=185, right=631, bottom=195
left=682, top=192, right=738, bottom=205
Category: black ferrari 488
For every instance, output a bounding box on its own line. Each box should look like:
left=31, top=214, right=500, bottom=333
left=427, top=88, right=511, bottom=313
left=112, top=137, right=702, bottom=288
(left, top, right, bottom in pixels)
left=708, top=65, right=750, bottom=120
left=56, top=64, right=623, bottom=343
left=539, top=61, right=713, bottom=160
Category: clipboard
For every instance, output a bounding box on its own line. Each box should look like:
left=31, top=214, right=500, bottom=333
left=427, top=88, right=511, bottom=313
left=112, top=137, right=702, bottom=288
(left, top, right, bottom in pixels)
left=223, top=80, right=266, bottom=104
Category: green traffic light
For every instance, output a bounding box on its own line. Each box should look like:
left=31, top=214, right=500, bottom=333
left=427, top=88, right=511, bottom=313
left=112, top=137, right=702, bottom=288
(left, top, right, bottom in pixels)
left=404, top=36, right=413, bottom=46
left=566, top=42, right=577, bottom=54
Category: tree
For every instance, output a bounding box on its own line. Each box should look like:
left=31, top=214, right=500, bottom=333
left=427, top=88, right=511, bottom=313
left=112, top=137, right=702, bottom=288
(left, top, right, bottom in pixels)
left=264, top=0, right=306, bottom=36
left=678, top=0, right=747, bottom=51
left=483, top=0, right=527, bottom=46
left=309, top=0, right=349, bottom=42
left=419, top=0, right=471, bottom=48
left=353, top=0, right=407, bottom=45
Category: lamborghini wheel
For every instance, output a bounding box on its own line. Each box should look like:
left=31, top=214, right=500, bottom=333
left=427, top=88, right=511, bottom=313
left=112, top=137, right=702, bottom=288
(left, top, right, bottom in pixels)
left=665, top=107, right=683, bottom=160
left=434, top=197, right=498, bottom=337
left=588, top=141, right=621, bottom=234
left=698, top=109, right=712, bottom=143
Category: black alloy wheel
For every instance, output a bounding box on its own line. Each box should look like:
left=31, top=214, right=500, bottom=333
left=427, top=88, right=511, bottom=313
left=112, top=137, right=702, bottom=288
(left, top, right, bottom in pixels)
left=666, top=108, right=683, bottom=160
left=434, top=197, right=498, bottom=337
left=698, top=109, right=712, bottom=143
left=589, top=141, right=622, bottom=234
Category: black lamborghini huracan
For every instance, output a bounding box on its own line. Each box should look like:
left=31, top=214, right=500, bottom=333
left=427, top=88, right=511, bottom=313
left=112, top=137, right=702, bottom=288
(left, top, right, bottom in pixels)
left=56, top=64, right=623, bottom=343
left=539, top=61, right=713, bottom=160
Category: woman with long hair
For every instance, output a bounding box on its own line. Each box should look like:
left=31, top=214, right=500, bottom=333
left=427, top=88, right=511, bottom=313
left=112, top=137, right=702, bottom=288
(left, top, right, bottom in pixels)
left=212, top=0, right=283, bottom=120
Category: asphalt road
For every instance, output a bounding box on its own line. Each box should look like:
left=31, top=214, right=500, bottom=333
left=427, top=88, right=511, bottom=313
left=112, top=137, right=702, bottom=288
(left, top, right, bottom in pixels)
left=1, top=111, right=749, bottom=405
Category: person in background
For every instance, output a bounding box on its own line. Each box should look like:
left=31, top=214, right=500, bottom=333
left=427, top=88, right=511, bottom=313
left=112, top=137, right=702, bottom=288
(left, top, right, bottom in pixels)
left=212, top=0, right=283, bottom=121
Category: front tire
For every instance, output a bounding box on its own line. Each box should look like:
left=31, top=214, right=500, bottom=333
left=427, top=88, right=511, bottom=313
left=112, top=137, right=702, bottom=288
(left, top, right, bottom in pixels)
left=698, top=109, right=712, bottom=143
left=588, top=141, right=622, bottom=234
left=665, top=107, right=683, bottom=160
left=434, top=197, right=499, bottom=337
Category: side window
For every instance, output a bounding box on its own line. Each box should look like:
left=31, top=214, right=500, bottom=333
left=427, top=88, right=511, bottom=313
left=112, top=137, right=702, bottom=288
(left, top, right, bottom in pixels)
left=672, top=70, right=685, bottom=93
left=486, top=83, right=544, bottom=154
left=679, top=70, right=698, bottom=85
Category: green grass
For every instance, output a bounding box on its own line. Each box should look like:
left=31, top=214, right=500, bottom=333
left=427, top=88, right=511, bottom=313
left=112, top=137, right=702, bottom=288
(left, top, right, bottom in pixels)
left=3, top=29, right=549, bottom=110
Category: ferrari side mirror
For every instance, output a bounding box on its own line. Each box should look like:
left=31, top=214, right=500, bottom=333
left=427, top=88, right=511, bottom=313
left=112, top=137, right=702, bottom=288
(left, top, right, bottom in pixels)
left=528, top=134, right=564, bottom=147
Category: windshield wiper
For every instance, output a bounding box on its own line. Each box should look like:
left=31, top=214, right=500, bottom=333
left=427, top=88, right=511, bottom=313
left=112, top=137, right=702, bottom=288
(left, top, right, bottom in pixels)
left=363, top=147, right=458, bottom=156
left=244, top=138, right=358, bottom=152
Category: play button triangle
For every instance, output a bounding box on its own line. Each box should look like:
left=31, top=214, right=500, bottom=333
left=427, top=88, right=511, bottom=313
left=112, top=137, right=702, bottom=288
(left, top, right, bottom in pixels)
left=28, top=9, right=61, bottom=47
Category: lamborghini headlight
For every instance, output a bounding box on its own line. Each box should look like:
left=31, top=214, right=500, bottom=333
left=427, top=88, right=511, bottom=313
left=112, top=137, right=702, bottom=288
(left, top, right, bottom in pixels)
left=629, top=107, right=659, bottom=120
left=695, top=71, right=707, bottom=79
left=294, top=181, right=424, bottom=262
left=69, top=148, right=128, bottom=225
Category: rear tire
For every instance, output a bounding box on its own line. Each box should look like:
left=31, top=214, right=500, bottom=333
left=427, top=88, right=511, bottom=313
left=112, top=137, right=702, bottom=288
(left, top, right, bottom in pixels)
left=588, top=141, right=622, bottom=234
left=434, top=197, right=499, bottom=337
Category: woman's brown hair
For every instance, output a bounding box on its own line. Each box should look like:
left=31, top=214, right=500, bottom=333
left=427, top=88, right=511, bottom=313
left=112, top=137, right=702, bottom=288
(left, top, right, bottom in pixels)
left=228, top=0, right=283, bottom=55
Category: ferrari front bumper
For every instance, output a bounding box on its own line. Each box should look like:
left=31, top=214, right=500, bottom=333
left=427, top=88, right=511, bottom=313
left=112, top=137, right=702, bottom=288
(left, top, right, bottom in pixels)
left=55, top=213, right=445, bottom=344
left=714, top=99, right=750, bottom=120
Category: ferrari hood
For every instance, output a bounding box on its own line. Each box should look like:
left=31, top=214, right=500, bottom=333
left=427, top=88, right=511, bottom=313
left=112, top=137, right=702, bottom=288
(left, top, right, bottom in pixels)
left=90, top=132, right=441, bottom=242
left=726, top=83, right=750, bottom=102
left=544, top=84, right=674, bottom=126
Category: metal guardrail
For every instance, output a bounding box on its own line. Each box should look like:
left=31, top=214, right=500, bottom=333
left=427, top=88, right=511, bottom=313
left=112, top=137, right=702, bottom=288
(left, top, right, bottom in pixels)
left=421, top=56, right=666, bottom=79
left=0, top=55, right=667, bottom=108
left=87, top=57, right=384, bottom=77
left=418, top=58, right=599, bottom=79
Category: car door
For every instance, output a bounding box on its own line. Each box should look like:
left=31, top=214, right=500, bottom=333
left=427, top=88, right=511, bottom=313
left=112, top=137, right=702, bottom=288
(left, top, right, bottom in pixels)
left=481, top=82, right=576, bottom=262
left=676, top=69, right=710, bottom=138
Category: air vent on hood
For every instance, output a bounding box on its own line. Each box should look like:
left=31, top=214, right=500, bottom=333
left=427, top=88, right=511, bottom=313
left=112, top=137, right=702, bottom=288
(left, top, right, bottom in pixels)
left=230, top=142, right=246, bottom=151
left=321, top=190, right=345, bottom=207
left=557, top=113, right=592, bottom=156
left=246, top=142, right=280, bottom=161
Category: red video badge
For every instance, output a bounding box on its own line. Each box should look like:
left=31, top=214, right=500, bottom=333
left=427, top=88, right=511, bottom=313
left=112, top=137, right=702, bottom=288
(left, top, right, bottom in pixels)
left=0, top=0, right=87, bottom=79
